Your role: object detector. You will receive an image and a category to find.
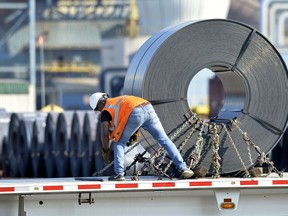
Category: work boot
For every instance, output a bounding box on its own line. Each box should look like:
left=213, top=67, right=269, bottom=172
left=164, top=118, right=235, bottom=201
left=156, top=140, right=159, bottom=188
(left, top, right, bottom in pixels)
left=108, top=174, right=125, bottom=181
left=180, top=168, right=194, bottom=179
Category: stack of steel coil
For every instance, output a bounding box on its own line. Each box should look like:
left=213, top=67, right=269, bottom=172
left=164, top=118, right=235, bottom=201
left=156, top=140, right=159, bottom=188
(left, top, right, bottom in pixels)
left=0, top=111, right=107, bottom=177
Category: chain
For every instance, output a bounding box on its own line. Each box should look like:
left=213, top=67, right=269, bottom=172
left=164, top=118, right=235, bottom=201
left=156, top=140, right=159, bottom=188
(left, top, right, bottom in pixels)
left=92, top=142, right=141, bottom=176
left=188, top=122, right=206, bottom=169
left=211, top=124, right=221, bottom=178
left=153, top=150, right=167, bottom=170
left=154, top=112, right=198, bottom=169
left=170, top=112, right=198, bottom=140
left=163, top=119, right=200, bottom=174
left=232, top=119, right=283, bottom=177
left=94, top=113, right=283, bottom=179
left=232, top=120, right=254, bottom=166
left=243, top=132, right=256, bottom=166
left=258, top=153, right=283, bottom=177
left=223, top=124, right=250, bottom=177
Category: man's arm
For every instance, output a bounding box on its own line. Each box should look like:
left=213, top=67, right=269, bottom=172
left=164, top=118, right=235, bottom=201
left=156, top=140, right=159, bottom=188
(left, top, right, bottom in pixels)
left=101, top=121, right=110, bottom=151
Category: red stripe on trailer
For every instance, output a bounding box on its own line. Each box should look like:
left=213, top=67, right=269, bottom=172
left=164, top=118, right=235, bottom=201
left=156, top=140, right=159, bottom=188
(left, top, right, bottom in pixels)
left=78, top=184, right=101, bottom=190
left=0, top=187, right=15, bottom=192
left=272, top=180, right=288, bottom=185
left=189, top=181, right=212, bottom=187
left=152, top=182, right=175, bottom=188
left=240, top=180, right=258, bottom=185
left=43, top=185, right=64, bottom=191
left=115, top=183, right=138, bottom=189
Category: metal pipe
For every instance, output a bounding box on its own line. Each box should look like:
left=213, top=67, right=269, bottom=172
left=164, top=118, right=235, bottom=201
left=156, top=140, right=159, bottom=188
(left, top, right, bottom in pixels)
left=259, top=0, right=288, bottom=36
left=268, top=3, right=288, bottom=44
left=29, top=0, right=36, bottom=110
left=39, top=36, right=46, bottom=107
left=277, top=11, right=288, bottom=46
left=0, top=3, right=27, bottom=9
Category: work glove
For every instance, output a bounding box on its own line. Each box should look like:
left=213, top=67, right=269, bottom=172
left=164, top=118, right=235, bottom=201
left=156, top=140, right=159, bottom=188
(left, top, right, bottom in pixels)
left=127, top=130, right=140, bottom=146
left=102, top=148, right=109, bottom=162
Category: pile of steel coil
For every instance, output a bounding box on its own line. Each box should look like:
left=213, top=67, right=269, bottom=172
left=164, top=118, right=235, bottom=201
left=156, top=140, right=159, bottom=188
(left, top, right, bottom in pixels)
left=0, top=111, right=107, bottom=178
left=0, top=110, right=145, bottom=178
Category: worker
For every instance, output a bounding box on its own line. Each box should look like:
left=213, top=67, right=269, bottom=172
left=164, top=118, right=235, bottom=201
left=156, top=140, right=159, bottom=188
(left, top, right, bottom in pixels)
left=89, top=92, right=194, bottom=181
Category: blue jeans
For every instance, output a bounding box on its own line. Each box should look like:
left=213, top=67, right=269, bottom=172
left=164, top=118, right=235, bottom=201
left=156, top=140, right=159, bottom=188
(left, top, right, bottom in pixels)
left=114, top=104, right=187, bottom=176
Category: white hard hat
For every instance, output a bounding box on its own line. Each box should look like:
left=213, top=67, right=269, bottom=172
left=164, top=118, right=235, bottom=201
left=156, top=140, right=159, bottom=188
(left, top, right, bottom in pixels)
left=89, top=92, right=105, bottom=110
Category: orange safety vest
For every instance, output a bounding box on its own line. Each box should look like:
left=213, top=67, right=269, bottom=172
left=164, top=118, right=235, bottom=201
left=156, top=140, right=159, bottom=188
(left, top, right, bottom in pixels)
left=102, top=95, right=148, bottom=142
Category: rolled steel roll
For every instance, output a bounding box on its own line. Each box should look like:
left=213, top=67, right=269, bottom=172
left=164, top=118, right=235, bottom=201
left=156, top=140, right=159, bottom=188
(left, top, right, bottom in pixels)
left=281, top=130, right=288, bottom=171
left=31, top=113, right=47, bottom=177
left=0, top=111, right=11, bottom=175
left=0, top=112, right=10, bottom=158
left=81, top=111, right=98, bottom=176
left=18, top=119, right=32, bottom=177
left=124, top=19, right=288, bottom=175
left=6, top=112, right=45, bottom=177
left=55, top=111, right=73, bottom=177
left=18, top=112, right=47, bottom=177
left=1, top=136, right=9, bottom=177
left=94, top=114, right=106, bottom=173
left=271, top=129, right=288, bottom=171
left=44, top=112, right=59, bottom=178
left=69, top=111, right=85, bottom=177
left=7, top=113, right=20, bottom=177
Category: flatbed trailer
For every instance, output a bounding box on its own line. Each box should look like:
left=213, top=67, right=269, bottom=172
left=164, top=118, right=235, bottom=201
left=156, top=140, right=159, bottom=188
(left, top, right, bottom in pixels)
left=1, top=173, right=288, bottom=216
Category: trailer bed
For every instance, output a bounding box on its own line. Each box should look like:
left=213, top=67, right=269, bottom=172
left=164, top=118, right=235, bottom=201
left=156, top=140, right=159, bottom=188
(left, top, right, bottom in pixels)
left=1, top=173, right=288, bottom=216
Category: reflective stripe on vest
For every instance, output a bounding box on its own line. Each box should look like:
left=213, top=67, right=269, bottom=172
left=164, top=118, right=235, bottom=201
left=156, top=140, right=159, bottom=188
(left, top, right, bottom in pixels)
left=104, top=95, right=127, bottom=131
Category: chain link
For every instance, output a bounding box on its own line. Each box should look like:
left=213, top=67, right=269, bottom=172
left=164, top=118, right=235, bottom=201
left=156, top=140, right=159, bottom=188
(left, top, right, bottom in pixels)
left=233, top=120, right=254, bottom=166
left=223, top=124, right=250, bottom=177
left=170, top=113, right=198, bottom=140
left=211, top=124, right=221, bottom=178
left=243, top=132, right=255, bottom=166
left=188, top=122, right=206, bottom=169
left=163, top=119, right=199, bottom=174
left=232, top=119, right=283, bottom=178
left=92, top=142, right=141, bottom=176
left=154, top=112, right=198, bottom=169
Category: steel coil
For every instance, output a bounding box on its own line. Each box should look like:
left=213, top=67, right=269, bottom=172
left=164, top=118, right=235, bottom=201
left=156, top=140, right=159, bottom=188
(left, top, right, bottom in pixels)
left=7, top=113, right=20, bottom=177
left=69, top=111, right=85, bottom=177
left=55, top=112, right=73, bottom=177
left=271, top=129, right=288, bottom=171
left=18, top=113, right=47, bottom=177
left=43, top=112, right=58, bottom=178
left=18, top=119, right=33, bottom=177
left=31, top=114, right=47, bottom=177
left=0, top=112, right=10, bottom=176
left=124, top=19, right=288, bottom=175
left=0, top=112, right=10, bottom=160
left=81, top=111, right=98, bottom=176
left=1, top=136, right=8, bottom=177
left=282, top=131, right=288, bottom=171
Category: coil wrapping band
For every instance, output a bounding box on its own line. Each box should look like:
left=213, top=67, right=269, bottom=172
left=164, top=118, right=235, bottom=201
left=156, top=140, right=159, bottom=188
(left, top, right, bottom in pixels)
left=123, top=19, right=288, bottom=174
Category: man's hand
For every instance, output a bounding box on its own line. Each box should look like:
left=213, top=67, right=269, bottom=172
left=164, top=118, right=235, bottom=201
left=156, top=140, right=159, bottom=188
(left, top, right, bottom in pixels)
left=127, top=130, right=140, bottom=146
left=102, top=148, right=109, bottom=162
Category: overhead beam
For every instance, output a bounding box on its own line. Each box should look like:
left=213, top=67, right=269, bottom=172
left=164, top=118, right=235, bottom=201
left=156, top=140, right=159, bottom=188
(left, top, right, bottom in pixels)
left=0, top=3, right=28, bottom=9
